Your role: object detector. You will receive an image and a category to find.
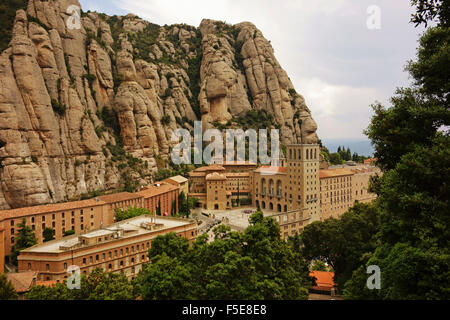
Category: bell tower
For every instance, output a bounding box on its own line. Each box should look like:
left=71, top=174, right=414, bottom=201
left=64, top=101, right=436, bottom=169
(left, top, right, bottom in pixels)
left=286, top=144, right=320, bottom=222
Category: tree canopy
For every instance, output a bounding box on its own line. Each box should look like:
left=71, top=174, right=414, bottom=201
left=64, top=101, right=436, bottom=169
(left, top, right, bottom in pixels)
left=341, top=0, right=450, bottom=299
left=10, top=218, right=37, bottom=265
left=0, top=274, right=18, bottom=300
left=136, top=210, right=312, bottom=300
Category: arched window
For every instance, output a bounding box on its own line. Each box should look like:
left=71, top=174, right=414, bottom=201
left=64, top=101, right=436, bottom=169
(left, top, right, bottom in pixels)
left=306, top=149, right=309, bottom=160
left=269, top=179, right=274, bottom=195
left=276, top=180, right=282, bottom=196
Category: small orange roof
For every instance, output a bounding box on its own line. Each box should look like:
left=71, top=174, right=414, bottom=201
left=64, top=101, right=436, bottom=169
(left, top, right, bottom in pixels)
left=319, top=168, right=354, bottom=179
left=0, top=198, right=106, bottom=219
left=309, top=271, right=336, bottom=291
left=364, top=158, right=377, bottom=164
left=36, top=280, right=58, bottom=288
left=254, top=166, right=287, bottom=174
left=136, top=183, right=178, bottom=198
left=7, top=271, right=38, bottom=293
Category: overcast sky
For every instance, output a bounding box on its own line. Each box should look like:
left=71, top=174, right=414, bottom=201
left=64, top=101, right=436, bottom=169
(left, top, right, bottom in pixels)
left=80, top=0, right=425, bottom=140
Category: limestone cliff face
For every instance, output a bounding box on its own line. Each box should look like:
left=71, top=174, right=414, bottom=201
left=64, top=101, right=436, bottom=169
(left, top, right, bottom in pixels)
left=0, top=0, right=319, bottom=209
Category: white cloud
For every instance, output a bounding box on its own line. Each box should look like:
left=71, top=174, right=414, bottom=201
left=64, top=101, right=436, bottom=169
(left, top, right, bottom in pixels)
left=294, top=77, right=382, bottom=139
left=80, top=0, right=423, bottom=140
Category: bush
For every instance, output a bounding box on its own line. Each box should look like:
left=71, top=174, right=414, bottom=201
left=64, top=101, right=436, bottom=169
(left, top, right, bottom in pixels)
left=51, top=99, right=66, bottom=116
left=64, top=230, right=75, bottom=237
left=161, top=115, right=171, bottom=125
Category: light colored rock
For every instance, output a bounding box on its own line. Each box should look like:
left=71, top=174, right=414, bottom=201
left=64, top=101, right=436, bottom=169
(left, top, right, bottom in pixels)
left=0, top=5, right=319, bottom=209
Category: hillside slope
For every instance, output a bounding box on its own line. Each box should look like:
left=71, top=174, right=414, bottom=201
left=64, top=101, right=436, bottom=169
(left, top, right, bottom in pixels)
left=0, top=0, right=319, bottom=209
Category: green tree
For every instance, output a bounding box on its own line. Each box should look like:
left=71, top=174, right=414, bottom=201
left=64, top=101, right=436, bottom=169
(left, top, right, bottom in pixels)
left=25, top=268, right=136, bottom=300
left=178, top=191, right=190, bottom=217
left=300, top=203, right=379, bottom=291
left=311, top=260, right=328, bottom=272
left=329, top=152, right=343, bottom=165
left=345, top=1, right=450, bottom=299
left=43, top=227, right=55, bottom=242
left=153, top=168, right=174, bottom=181
left=148, top=232, right=190, bottom=260
left=156, top=200, right=161, bottom=216
left=0, top=274, right=18, bottom=300
left=10, top=218, right=37, bottom=265
left=136, top=210, right=311, bottom=300
left=115, top=206, right=151, bottom=222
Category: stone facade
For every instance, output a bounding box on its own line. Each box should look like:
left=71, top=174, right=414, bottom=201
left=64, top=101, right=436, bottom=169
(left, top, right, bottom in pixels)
left=137, top=182, right=179, bottom=216
left=188, top=162, right=254, bottom=210
left=0, top=187, right=180, bottom=258
left=319, top=169, right=355, bottom=220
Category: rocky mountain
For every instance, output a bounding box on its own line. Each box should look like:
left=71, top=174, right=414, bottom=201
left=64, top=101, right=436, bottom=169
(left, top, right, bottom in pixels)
left=0, top=0, right=319, bottom=209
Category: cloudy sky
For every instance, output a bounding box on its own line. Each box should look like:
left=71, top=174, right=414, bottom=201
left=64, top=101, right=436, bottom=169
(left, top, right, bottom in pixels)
left=80, top=0, right=425, bottom=140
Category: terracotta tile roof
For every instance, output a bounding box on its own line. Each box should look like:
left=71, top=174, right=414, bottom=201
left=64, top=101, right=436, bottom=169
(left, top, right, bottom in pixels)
left=254, top=166, right=287, bottom=174
left=98, top=192, right=142, bottom=203
left=7, top=271, right=38, bottom=293
left=319, top=168, right=355, bottom=179
left=136, top=183, right=178, bottom=198
left=188, top=171, right=206, bottom=177
left=194, top=164, right=225, bottom=172
left=163, top=175, right=188, bottom=184
left=0, top=199, right=106, bottom=219
left=309, top=271, right=336, bottom=291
